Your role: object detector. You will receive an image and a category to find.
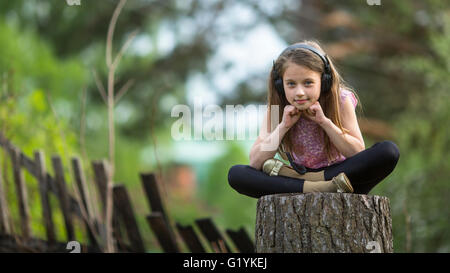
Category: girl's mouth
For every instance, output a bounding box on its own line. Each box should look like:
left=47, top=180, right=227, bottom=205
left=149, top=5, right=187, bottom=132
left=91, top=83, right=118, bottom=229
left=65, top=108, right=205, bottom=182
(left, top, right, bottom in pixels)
left=295, top=99, right=308, bottom=104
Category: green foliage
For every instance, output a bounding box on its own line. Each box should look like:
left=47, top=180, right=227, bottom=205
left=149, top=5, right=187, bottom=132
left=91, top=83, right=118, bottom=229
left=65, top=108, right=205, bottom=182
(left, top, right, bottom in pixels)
left=0, top=20, right=87, bottom=242
left=0, top=0, right=449, bottom=253
left=199, top=142, right=257, bottom=231
left=375, top=13, right=450, bottom=253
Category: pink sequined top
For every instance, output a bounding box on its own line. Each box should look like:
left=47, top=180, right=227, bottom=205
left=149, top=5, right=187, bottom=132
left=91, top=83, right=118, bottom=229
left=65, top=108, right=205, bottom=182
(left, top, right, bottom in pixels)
left=290, top=89, right=358, bottom=169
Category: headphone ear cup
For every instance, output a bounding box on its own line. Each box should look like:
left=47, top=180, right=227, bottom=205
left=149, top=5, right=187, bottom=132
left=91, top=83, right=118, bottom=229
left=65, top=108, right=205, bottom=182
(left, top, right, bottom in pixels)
left=321, top=73, right=332, bottom=94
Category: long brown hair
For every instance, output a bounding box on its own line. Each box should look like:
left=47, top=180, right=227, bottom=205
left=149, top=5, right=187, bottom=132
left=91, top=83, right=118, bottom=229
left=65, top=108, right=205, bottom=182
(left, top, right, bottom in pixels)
left=267, top=40, right=362, bottom=163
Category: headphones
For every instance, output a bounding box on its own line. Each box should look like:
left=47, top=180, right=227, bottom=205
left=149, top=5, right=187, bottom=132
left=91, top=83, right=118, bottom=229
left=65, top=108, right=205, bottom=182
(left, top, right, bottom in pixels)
left=272, top=44, right=333, bottom=98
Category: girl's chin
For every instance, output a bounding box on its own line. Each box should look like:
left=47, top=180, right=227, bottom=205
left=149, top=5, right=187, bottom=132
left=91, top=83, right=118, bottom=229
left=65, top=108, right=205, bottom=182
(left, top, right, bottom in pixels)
left=292, top=99, right=316, bottom=110
left=293, top=103, right=310, bottom=111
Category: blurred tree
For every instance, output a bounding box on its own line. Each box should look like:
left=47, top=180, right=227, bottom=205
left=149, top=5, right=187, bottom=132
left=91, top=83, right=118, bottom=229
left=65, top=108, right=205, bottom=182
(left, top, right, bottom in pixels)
left=0, top=0, right=228, bottom=139
left=230, top=0, right=447, bottom=120
left=1, top=0, right=448, bottom=253
left=0, top=12, right=93, bottom=244
left=199, top=142, right=257, bottom=231
left=376, top=11, right=450, bottom=252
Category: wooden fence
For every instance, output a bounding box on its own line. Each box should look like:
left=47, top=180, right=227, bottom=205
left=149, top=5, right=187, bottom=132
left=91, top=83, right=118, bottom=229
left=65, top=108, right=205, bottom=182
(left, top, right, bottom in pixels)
left=0, top=132, right=254, bottom=253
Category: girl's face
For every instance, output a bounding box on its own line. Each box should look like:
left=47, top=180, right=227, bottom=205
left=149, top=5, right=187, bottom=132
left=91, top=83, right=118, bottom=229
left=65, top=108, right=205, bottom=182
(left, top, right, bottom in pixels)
left=282, top=62, right=322, bottom=110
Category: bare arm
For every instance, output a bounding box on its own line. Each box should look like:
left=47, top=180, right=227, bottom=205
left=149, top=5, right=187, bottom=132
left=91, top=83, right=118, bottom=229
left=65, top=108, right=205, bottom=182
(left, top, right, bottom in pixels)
left=319, top=96, right=365, bottom=157
left=249, top=124, right=290, bottom=170
left=249, top=105, right=301, bottom=170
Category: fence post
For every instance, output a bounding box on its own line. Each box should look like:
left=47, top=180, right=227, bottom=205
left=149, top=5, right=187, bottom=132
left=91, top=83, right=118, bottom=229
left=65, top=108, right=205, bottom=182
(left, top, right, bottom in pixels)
left=92, top=160, right=123, bottom=252
left=52, top=155, right=75, bottom=241
left=11, top=147, right=30, bottom=238
left=146, top=212, right=180, bottom=253
left=0, top=149, right=12, bottom=234
left=92, top=161, right=108, bottom=207
left=175, top=222, right=206, bottom=253
left=71, top=157, right=94, bottom=220
left=140, top=173, right=168, bottom=219
left=225, top=227, right=255, bottom=253
left=195, top=218, right=232, bottom=253
left=71, top=157, right=99, bottom=248
left=34, top=150, right=56, bottom=244
left=140, top=172, right=180, bottom=251
left=113, top=184, right=145, bottom=252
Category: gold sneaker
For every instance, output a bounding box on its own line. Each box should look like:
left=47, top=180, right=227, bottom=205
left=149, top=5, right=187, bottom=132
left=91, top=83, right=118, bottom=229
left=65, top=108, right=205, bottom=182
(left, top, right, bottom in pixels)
left=332, top=172, right=354, bottom=193
left=262, top=158, right=284, bottom=176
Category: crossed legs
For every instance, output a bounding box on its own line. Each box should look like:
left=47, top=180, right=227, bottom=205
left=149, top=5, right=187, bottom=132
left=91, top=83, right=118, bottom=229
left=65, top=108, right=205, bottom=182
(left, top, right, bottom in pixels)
left=228, top=141, right=400, bottom=198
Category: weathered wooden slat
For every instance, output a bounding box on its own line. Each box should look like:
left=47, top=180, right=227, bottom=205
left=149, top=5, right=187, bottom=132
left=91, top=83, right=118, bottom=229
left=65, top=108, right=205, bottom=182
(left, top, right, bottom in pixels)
left=92, top=160, right=117, bottom=252
left=34, top=151, right=56, bottom=244
left=0, top=174, right=8, bottom=234
left=111, top=212, right=128, bottom=252
left=175, top=222, right=206, bottom=253
left=23, top=152, right=84, bottom=220
left=21, top=154, right=37, bottom=178
left=113, top=185, right=145, bottom=252
left=0, top=132, right=15, bottom=157
left=140, top=173, right=180, bottom=242
left=92, top=160, right=108, bottom=207
left=195, top=218, right=232, bottom=253
left=146, top=212, right=180, bottom=253
left=11, top=147, right=30, bottom=238
left=0, top=133, right=84, bottom=220
left=51, top=156, right=75, bottom=241
left=0, top=150, right=11, bottom=234
left=1, top=132, right=104, bottom=251
left=225, top=227, right=255, bottom=253
left=71, top=157, right=93, bottom=220
left=140, top=173, right=166, bottom=216
left=140, top=172, right=179, bottom=250
left=71, top=157, right=100, bottom=248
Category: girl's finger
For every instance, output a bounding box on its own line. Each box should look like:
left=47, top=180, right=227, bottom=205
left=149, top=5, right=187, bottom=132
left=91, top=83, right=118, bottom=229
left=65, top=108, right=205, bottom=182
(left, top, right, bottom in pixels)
left=305, top=108, right=315, bottom=116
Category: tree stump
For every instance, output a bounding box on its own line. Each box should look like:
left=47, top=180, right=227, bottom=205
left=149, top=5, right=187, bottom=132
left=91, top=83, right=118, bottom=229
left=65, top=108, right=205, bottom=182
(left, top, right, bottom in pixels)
left=255, top=193, right=393, bottom=253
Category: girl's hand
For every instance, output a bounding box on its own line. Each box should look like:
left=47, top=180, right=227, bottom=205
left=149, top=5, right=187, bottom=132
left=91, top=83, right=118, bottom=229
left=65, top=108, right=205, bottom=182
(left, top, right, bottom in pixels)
left=303, top=101, right=329, bottom=126
left=281, top=105, right=302, bottom=129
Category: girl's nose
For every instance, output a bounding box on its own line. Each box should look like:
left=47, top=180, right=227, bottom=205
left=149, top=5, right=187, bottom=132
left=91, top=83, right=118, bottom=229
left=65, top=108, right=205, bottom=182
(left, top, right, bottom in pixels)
left=296, top=88, right=305, bottom=96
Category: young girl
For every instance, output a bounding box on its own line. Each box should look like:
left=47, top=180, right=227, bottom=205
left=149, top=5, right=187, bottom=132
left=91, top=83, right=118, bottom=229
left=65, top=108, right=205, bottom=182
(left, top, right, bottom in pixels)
left=228, top=40, right=400, bottom=198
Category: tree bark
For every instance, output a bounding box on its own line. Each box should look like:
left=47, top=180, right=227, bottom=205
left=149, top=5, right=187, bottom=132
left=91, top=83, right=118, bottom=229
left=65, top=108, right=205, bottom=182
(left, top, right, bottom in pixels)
left=255, top=193, right=393, bottom=253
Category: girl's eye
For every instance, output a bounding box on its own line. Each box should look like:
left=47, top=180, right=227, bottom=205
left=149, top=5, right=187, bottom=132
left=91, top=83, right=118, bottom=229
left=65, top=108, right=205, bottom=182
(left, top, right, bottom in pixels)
left=305, top=81, right=313, bottom=86
left=287, top=82, right=295, bottom=87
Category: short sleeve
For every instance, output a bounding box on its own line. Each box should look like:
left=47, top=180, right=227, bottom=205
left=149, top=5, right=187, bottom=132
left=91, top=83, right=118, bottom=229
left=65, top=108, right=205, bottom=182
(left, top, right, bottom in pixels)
left=340, top=89, right=358, bottom=109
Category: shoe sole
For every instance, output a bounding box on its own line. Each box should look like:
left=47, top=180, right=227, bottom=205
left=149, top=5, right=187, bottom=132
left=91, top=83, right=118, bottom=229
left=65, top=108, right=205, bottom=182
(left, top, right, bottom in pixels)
left=334, top=173, right=354, bottom=193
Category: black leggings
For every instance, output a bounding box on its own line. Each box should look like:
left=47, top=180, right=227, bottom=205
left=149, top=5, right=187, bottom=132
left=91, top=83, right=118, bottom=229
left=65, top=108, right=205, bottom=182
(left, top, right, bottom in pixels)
left=228, top=141, right=400, bottom=198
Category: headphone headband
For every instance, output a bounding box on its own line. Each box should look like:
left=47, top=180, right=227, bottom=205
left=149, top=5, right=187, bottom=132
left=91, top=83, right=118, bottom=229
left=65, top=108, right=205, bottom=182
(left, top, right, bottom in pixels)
left=278, top=44, right=331, bottom=73
left=272, top=43, right=333, bottom=97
